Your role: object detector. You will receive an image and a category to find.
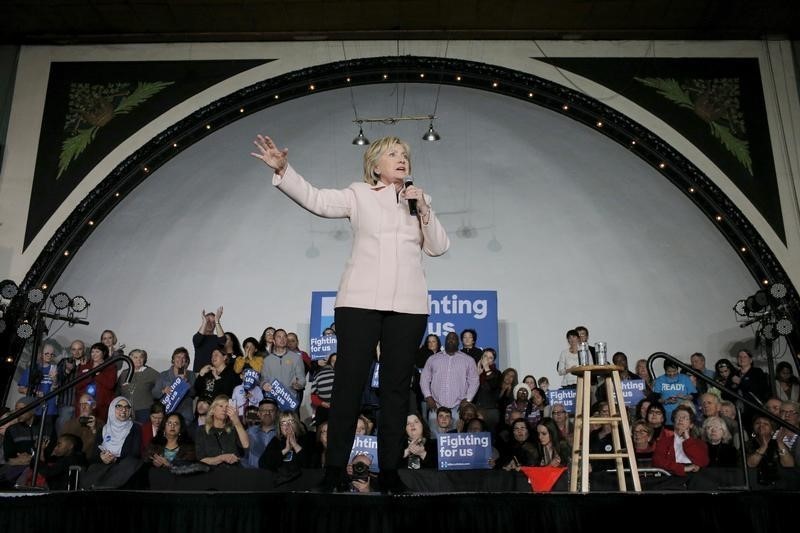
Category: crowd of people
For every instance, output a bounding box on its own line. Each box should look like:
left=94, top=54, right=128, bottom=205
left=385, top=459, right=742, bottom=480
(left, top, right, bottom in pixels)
left=1, top=318, right=799, bottom=492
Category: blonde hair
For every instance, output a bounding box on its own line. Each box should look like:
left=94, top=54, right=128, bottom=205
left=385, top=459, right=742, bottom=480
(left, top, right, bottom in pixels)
left=205, top=395, right=233, bottom=434
left=362, top=136, right=411, bottom=184
left=279, top=411, right=306, bottom=437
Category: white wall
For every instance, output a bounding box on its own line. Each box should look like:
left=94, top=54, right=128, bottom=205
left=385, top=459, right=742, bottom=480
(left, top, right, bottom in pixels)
left=39, top=82, right=758, bottom=384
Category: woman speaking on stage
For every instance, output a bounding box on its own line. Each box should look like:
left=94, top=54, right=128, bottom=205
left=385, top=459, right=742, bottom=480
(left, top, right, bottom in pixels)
left=251, top=133, right=449, bottom=493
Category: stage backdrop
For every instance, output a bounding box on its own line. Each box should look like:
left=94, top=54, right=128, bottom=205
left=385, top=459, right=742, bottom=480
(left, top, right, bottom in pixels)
left=28, top=82, right=760, bottom=392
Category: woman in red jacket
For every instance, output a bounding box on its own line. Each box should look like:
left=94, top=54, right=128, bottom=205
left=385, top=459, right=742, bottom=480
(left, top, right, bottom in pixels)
left=652, top=404, right=709, bottom=476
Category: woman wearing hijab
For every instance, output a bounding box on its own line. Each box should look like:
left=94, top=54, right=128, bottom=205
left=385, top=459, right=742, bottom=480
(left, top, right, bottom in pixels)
left=80, top=396, right=142, bottom=489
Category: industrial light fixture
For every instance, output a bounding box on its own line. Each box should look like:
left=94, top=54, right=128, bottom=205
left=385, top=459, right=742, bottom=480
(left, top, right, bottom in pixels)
left=422, top=122, right=441, bottom=141
left=352, top=127, right=369, bottom=146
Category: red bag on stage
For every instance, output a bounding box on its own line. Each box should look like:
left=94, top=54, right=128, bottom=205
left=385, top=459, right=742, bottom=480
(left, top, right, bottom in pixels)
left=520, top=466, right=567, bottom=492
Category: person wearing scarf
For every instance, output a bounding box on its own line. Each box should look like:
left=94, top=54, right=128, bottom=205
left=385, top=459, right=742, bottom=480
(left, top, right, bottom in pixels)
left=80, top=396, right=142, bottom=489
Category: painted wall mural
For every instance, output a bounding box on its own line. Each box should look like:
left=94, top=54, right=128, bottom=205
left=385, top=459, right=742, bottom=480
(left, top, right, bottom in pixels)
left=25, top=59, right=271, bottom=249
left=539, top=58, right=783, bottom=241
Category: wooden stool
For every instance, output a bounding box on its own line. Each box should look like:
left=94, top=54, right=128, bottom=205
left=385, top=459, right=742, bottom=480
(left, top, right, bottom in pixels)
left=568, top=364, right=641, bottom=493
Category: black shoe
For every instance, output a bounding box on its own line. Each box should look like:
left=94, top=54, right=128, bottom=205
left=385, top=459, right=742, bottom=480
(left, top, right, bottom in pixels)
left=378, top=470, right=409, bottom=495
left=314, top=466, right=348, bottom=493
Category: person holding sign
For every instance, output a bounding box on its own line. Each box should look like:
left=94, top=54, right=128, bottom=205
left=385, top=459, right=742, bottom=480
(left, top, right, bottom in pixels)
left=252, top=133, right=450, bottom=493
left=260, top=329, right=306, bottom=409
left=152, top=347, right=196, bottom=423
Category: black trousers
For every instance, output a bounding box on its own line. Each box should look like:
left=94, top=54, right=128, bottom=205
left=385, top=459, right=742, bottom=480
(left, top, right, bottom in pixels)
left=326, top=307, right=427, bottom=470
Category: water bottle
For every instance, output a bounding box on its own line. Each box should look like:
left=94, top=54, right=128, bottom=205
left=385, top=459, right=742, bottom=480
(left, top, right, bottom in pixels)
left=595, top=342, right=608, bottom=365
left=578, top=342, right=590, bottom=366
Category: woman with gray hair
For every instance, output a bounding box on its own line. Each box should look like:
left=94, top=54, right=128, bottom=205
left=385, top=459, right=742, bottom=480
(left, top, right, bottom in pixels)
left=252, top=133, right=449, bottom=493
left=702, top=415, right=738, bottom=467
left=117, top=348, right=160, bottom=423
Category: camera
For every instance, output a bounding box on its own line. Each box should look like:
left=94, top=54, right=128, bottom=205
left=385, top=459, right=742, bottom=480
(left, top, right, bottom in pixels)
left=350, top=460, right=371, bottom=481
left=79, top=416, right=90, bottom=426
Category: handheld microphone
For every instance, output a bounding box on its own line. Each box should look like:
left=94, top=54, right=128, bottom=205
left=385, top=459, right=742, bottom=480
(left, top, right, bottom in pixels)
left=404, top=177, right=417, bottom=216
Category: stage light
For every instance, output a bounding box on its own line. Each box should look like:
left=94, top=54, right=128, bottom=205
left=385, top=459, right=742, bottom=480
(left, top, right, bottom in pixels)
left=770, top=282, right=787, bottom=299
left=745, top=290, right=769, bottom=314
left=0, top=280, right=18, bottom=299
left=352, top=127, right=369, bottom=146
left=761, top=323, right=778, bottom=341
left=51, top=292, right=70, bottom=310
left=71, top=296, right=89, bottom=312
left=776, top=317, right=793, bottom=336
left=733, top=299, right=747, bottom=317
left=422, top=122, right=441, bottom=142
left=27, top=288, right=44, bottom=304
left=17, top=322, right=33, bottom=339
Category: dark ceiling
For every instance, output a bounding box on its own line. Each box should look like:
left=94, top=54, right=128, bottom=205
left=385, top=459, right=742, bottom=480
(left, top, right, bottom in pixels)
left=1, top=0, right=799, bottom=44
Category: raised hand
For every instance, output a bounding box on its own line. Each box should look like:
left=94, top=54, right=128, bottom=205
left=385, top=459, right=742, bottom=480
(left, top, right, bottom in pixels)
left=216, top=306, right=224, bottom=321
left=251, top=134, right=289, bottom=175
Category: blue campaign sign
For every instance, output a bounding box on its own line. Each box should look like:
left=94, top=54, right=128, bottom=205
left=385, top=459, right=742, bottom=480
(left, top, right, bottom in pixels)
left=242, top=369, right=260, bottom=391
left=437, top=432, right=493, bottom=470
left=311, top=290, right=499, bottom=362
left=161, top=377, right=190, bottom=414
left=620, top=380, right=645, bottom=407
left=268, top=379, right=298, bottom=411
left=349, top=435, right=380, bottom=472
left=547, top=388, right=578, bottom=414
left=309, top=335, right=337, bottom=361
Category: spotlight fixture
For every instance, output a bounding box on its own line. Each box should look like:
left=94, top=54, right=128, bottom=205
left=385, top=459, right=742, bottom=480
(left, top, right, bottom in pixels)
left=16, top=322, right=33, bottom=339
left=776, top=317, right=793, bottom=336
left=352, top=127, right=370, bottom=146
left=769, top=282, right=787, bottom=299
left=0, top=280, right=18, bottom=299
left=422, top=122, right=441, bottom=142
left=744, top=290, right=770, bottom=314
left=27, top=288, right=44, bottom=304
left=761, top=322, right=778, bottom=341
left=70, top=296, right=89, bottom=313
left=51, top=292, right=70, bottom=310
left=733, top=299, right=747, bottom=317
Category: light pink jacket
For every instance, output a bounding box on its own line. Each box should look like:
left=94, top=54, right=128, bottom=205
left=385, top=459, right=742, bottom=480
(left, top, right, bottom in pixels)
left=273, top=164, right=450, bottom=314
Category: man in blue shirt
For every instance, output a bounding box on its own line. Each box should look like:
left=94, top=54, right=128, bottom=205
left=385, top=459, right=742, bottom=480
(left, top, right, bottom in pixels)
left=653, top=360, right=697, bottom=422
left=18, top=343, right=59, bottom=436
left=243, top=398, right=278, bottom=468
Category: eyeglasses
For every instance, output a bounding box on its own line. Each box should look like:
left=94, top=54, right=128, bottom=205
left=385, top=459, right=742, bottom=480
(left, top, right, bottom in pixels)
left=165, top=420, right=180, bottom=427
left=633, top=429, right=650, bottom=434
left=114, top=404, right=131, bottom=410
left=552, top=411, right=567, bottom=415
left=780, top=410, right=798, bottom=416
